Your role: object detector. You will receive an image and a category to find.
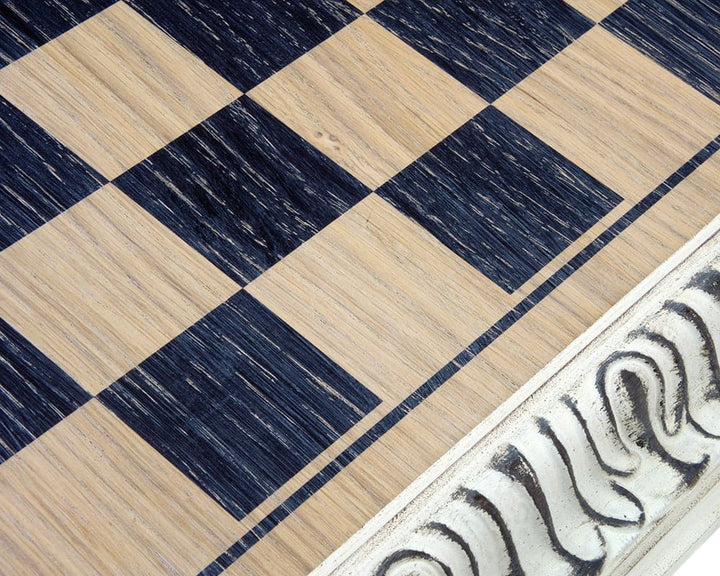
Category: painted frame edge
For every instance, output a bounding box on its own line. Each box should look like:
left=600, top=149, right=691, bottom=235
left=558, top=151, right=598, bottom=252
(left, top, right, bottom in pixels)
left=313, top=212, right=720, bottom=576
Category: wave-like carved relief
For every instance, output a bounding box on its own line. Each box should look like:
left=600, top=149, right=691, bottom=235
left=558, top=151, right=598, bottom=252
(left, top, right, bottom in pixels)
left=334, top=263, right=720, bottom=576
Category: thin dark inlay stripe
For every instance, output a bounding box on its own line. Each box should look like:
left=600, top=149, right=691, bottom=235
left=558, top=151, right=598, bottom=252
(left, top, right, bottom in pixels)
left=197, top=134, right=720, bottom=576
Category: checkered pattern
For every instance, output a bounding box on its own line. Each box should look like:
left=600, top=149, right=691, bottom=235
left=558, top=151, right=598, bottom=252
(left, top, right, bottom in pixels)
left=0, top=1, right=719, bottom=574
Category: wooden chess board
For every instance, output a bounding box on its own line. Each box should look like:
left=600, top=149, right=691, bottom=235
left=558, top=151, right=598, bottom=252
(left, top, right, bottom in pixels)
left=0, top=1, right=718, bottom=574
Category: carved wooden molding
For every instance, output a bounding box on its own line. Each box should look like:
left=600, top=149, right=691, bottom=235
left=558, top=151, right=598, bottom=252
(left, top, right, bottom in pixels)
left=314, top=217, right=720, bottom=576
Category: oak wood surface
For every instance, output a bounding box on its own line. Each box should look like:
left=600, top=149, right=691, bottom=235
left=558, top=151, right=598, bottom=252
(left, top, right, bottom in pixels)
left=0, top=1, right=718, bottom=575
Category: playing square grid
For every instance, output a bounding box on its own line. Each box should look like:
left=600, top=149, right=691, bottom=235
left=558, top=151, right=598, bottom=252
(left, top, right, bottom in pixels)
left=0, top=1, right=719, bottom=575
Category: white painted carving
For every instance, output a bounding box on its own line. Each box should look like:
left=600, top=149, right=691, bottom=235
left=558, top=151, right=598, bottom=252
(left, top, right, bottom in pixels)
left=316, top=227, right=720, bottom=576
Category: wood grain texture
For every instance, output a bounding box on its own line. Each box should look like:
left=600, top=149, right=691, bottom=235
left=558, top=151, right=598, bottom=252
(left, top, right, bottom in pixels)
left=0, top=317, right=90, bottom=463
left=329, top=235, right=720, bottom=576
left=369, top=0, right=593, bottom=101
left=247, top=193, right=514, bottom=404
left=127, top=0, right=359, bottom=92
left=0, top=2, right=718, bottom=575
left=345, top=0, right=383, bottom=12
left=0, top=0, right=114, bottom=66
left=462, top=151, right=720, bottom=407
left=224, top=149, right=720, bottom=576
left=0, top=400, right=239, bottom=576
left=0, top=184, right=239, bottom=394
left=100, top=290, right=380, bottom=521
left=495, top=26, right=720, bottom=203
left=378, top=106, right=622, bottom=293
left=0, top=95, right=104, bottom=250
left=115, top=96, right=369, bottom=287
left=513, top=199, right=633, bottom=298
left=249, top=16, right=485, bottom=190
left=0, top=1, right=240, bottom=179
left=603, top=0, right=720, bottom=106
left=564, top=0, right=627, bottom=22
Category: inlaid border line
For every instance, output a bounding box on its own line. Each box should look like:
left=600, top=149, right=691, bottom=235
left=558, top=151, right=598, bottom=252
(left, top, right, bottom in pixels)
left=198, top=135, right=720, bottom=576
left=316, top=196, right=720, bottom=576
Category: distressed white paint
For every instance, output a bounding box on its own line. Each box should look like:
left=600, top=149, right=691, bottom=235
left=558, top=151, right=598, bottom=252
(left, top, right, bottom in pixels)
left=315, top=216, right=720, bottom=576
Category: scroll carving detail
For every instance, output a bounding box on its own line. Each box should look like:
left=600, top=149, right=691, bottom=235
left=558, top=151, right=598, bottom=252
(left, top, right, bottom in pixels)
left=326, top=258, right=720, bottom=576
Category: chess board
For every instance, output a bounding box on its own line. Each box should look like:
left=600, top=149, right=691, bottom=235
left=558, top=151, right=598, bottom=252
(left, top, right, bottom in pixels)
left=0, top=1, right=718, bottom=574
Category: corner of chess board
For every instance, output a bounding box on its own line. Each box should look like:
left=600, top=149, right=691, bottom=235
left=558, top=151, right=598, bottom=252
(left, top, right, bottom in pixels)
left=314, top=215, right=720, bottom=576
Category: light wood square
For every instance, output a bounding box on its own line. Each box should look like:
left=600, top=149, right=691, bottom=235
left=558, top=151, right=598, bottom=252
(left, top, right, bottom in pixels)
left=564, top=0, right=626, bottom=22
left=0, top=1, right=240, bottom=180
left=247, top=194, right=514, bottom=403
left=248, top=16, right=486, bottom=190
left=495, top=26, right=720, bottom=202
left=346, top=0, right=384, bottom=11
left=0, top=184, right=240, bottom=394
left=0, top=400, right=238, bottom=575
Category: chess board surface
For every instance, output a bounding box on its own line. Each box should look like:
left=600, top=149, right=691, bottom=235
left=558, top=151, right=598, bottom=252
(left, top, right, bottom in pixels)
left=0, top=1, right=719, bottom=574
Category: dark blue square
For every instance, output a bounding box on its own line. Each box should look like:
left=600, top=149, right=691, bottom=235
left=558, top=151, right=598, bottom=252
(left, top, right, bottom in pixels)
left=0, top=318, right=91, bottom=463
left=0, top=96, right=105, bottom=250
left=0, top=0, right=114, bottom=66
left=378, top=107, right=623, bottom=293
left=602, top=0, right=720, bottom=105
left=114, top=96, right=369, bottom=286
left=127, top=0, right=359, bottom=92
left=99, top=291, right=380, bottom=520
left=369, top=0, right=592, bottom=101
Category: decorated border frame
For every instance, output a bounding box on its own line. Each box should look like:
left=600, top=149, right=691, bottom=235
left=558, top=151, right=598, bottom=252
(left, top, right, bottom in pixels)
left=313, top=214, right=720, bottom=576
